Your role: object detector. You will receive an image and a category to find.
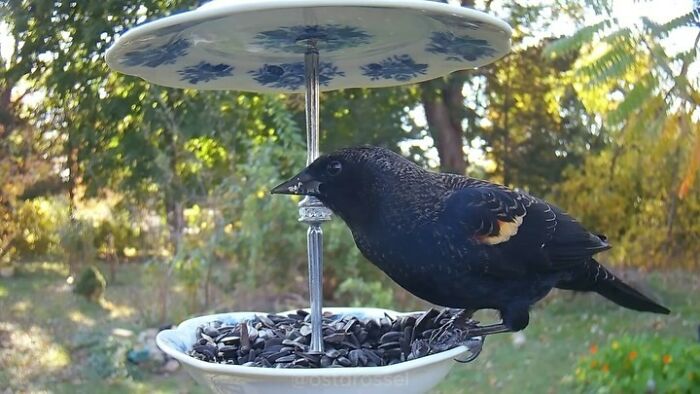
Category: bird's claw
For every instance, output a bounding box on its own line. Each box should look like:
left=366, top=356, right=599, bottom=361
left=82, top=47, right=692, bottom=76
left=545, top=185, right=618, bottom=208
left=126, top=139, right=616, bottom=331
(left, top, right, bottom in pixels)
left=454, top=336, right=484, bottom=363
left=429, top=309, right=507, bottom=364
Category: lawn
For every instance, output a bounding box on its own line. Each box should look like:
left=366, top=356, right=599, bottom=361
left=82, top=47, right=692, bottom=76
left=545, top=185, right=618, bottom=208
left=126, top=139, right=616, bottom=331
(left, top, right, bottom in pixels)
left=1, top=262, right=697, bottom=393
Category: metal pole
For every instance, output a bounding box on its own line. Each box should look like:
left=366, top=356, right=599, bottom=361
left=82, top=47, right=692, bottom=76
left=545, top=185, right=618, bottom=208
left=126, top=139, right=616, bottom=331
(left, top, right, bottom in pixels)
left=299, top=41, right=332, bottom=352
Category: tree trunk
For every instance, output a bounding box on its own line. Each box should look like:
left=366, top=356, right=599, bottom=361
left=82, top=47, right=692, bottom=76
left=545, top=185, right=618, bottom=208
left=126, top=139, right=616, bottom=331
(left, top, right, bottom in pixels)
left=154, top=90, right=185, bottom=254
left=165, top=197, right=184, bottom=253
left=421, top=79, right=467, bottom=174
left=203, top=260, right=214, bottom=309
left=108, top=234, right=118, bottom=283
left=159, top=142, right=183, bottom=324
left=417, top=0, right=476, bottom=175
left=67, top=144, right=80, bottom=219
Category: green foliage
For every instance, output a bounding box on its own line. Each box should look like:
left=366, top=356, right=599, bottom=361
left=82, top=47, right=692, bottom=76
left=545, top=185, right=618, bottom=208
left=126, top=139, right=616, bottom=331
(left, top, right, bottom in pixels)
left=59, top=219, right=97, bottom=270
left=554, top=114, right=700, bottom=269
left=10, top=198, right=67, bottom=258
left=73, top=265, right=107, bottom=301
left=82, top=334, right=135, bottom=381
left=478, top=42, right=605, bottom=194
left=336, top=277, right=395, bottom=309
left=319, top=87, right=422, bottom=151
left=226, top=123, right=370, bottom=297
left=546, top=2, right=700, bottom=269
left=92, top=210, right=142, bottom=259
left=606, top=73, right=658, bottom=126
left=575, top=336, right=700, bottom=393
left=546, top=1, right=698, bottom=129
left=544, top=20, right=613, bottom=58
left=172, top=249, right=207, bottom=294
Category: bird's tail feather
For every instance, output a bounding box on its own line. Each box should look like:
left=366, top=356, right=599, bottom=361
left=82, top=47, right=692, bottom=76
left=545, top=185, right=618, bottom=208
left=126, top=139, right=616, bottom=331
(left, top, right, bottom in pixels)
left=560, top=259, right=670, bottom=314
left=594, top=273, right=670, bottom=314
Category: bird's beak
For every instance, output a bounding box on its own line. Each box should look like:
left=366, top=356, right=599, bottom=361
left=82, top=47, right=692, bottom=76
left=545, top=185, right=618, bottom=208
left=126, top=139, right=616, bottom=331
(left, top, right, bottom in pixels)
left=270, top=169, right=322, bottom=196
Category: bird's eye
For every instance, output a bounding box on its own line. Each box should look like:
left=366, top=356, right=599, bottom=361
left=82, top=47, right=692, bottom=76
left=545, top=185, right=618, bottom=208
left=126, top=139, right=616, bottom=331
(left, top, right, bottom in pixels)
left=326, top=160, right=342, bottom=176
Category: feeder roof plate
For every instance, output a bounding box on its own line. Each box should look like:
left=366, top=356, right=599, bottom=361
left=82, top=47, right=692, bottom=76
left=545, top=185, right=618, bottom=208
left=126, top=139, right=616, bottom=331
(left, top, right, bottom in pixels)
left=106, top=0, right=512, bottom=93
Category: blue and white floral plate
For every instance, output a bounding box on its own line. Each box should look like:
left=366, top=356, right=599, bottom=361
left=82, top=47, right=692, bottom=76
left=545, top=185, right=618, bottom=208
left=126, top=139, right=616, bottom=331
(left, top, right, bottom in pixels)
left=106, top=0, right=511, bottom=93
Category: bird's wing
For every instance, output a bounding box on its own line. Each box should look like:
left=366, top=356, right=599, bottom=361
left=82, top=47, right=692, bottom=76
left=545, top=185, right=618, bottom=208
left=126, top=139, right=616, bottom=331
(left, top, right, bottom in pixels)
left=443, top=181, right=534, bottom=245
left=443, top=180, right=609, bottom=275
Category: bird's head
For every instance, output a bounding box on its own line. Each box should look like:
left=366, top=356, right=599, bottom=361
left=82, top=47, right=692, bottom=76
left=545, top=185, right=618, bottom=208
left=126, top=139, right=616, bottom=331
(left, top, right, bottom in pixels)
left=271, top=145, right=412, bottom=224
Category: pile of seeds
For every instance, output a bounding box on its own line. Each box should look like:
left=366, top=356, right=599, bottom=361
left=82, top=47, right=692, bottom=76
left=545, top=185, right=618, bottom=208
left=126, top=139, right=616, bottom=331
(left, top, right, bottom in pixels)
left=188, top=308, right=479, bottom=368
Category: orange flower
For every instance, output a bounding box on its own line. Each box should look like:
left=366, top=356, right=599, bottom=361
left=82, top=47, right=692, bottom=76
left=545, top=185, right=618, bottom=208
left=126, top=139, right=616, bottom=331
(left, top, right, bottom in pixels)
left=589, top=344, right=599, bottom=354
left=628, top=351, right=638, bottom=361
left=602, top=363, right=610, bottom=372
left=662, top=354, right=672, bottom=364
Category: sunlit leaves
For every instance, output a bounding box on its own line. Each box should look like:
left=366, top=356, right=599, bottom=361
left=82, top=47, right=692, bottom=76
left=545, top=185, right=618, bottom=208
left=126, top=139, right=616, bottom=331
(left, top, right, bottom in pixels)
left=477, top=42, right=602, bottom=194
left=679, top=119, right=700, bottom=199
left=544, top=20, right=613, bottom=58
left=545, top=2, right=700, bottom=267
left=606, top=74, right=658, bottom=126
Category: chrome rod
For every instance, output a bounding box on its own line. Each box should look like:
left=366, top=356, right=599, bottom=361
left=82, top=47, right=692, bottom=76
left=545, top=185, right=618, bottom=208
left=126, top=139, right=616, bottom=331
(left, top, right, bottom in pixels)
left=304, top=46, right=320, bottom=165
left=300, top=42, right=332, bottom=352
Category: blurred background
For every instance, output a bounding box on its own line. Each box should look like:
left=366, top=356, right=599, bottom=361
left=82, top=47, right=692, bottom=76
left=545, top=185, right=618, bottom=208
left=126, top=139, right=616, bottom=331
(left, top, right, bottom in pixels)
left=1, top=0, right=699, bottom=393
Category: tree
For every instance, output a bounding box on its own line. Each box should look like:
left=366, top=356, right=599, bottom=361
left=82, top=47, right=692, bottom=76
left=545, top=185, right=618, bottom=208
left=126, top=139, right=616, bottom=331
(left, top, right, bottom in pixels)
left=0, top=2, right=61, bottom=261
left=546, top=0, right=700, bottom=267
left=478, top=42, right=607, bottom=194
left=411, top=1, right=602, bottom=192
left=1, top=1, right=287, bottom=252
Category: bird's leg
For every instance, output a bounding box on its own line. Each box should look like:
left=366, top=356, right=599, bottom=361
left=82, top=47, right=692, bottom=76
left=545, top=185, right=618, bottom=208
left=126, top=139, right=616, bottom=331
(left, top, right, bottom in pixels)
left=447, top=308, right=472, bottom=328
left=435, top=309, right=512, bottom=338
left=466, top=323, right=511, bottom=337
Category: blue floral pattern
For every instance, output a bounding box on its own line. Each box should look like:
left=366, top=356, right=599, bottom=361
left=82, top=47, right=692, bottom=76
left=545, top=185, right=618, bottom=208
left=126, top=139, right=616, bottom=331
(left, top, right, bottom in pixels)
left=253, top=24, right=371, bottom=53
left=122, top=38, right=191, bottom=67
left=361, top=55, right=428, bottom=82
left=178, top=62, right=234, bottom=84
left=249, top=62, right=345, bottom=90
left=426, top=32, right=496, bottom=62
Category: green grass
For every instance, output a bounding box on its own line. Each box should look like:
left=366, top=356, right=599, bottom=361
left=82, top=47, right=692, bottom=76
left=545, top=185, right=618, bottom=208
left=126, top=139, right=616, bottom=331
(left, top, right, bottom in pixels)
left=0, top=262, right=697, bottom=393
left=0, top=262, right=208, bottom=393
left=434, top=271, right=699, bottom=393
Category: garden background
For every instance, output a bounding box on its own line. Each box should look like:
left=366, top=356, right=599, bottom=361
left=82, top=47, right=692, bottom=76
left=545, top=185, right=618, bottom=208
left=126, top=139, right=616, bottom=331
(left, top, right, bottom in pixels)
left=1, top=0, right=699, bottom=392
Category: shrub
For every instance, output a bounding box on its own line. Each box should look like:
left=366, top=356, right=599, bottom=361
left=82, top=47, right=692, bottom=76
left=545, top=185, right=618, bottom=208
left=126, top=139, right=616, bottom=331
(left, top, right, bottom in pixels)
left=11, top=197, right=67, bottom=258
left=73, top=265, right=107, bottom=301
left=81, top=333, right=135, bottom=380
left=575, top=335, right=700, bottom=393
left=93, top=212, right=142, bottom=259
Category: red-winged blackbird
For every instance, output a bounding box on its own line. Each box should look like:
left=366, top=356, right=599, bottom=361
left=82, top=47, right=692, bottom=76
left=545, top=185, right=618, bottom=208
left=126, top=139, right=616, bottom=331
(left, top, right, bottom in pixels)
left=272, top=146, right=669, bottom=334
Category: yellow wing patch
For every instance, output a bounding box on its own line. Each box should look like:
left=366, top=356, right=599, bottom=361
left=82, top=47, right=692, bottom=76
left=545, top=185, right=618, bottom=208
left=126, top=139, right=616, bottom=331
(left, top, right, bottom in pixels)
left=477, top=214, right=525, bottom=245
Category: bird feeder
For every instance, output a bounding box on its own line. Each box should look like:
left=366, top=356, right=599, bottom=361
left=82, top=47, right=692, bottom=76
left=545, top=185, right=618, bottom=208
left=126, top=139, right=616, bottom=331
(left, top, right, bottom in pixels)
left=106, top=0, right=511, bottom=392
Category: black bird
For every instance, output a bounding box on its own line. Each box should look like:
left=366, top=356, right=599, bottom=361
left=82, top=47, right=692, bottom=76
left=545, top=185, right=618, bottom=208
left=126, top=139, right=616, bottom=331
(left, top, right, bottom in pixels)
left=272, top=146, right=670, bottom=334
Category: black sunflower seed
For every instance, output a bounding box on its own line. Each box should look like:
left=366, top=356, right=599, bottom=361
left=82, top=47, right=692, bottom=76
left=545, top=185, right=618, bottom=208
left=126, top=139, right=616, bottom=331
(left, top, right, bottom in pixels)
left=379, top=331, right=402, bottom=344
left=187, top=308, right=479, bottom=369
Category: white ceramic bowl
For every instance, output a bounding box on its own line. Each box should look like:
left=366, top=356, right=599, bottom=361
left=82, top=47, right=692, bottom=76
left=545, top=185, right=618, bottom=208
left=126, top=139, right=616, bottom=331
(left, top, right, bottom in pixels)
left=156, top=307, right=482, bottom=394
